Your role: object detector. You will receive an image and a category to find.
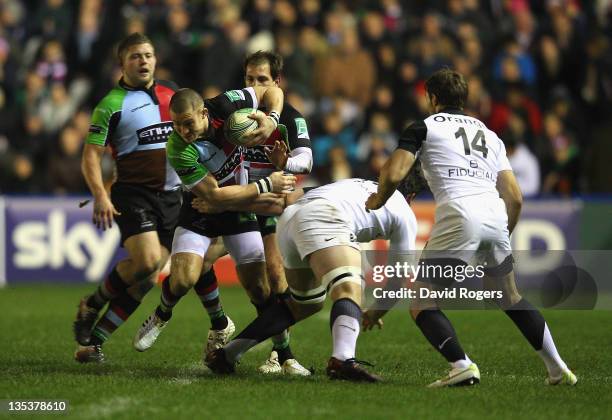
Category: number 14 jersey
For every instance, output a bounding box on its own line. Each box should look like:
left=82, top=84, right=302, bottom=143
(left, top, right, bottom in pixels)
left=397, top=108, right=512, bottom=205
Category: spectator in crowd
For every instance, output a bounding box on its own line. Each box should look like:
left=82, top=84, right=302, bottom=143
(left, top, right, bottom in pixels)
left=541, top=112, right=581, bottom=195
left=47, top=124, right=88, bottom=195
left=503, top=131, right=541, bottom=198
left=0, top=1, right=610, bottom=195
left=315, top=27, right=377, bottom=108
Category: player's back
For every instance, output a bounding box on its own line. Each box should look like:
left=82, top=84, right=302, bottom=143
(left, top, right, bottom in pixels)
left=416, top=109, right=511, bottom=205
left=297, top=178, right=413, bottom=243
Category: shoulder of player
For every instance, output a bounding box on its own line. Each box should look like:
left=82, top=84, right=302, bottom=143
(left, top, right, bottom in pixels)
left=166, top=131, right=191, bottom=155
left=279, top=101, right=300, bottom=118
left=425, top=111, right=487, bottom=129
left=399, top=119, right=428, bottom=140
left=94, top=86, right=127, bottom=113
left=155, top=79, right=180, bottom=92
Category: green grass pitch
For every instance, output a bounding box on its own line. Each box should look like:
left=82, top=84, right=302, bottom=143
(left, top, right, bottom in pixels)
left=1, top=284, right=610, bottom=419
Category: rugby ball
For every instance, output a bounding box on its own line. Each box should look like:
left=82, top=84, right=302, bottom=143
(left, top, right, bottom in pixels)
left=224, top=108, right=266, bottom=146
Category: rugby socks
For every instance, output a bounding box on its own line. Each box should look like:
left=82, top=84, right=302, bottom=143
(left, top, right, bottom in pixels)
left=254, top=297, right=294, bottom=364
left=193, top=269, right=228, bottom=330
left=155, top=276, right=181, bottom=322
left=504, top=298, right=568, bottom=377
left=330, top=298, right=362, bottom=361
left=415, top=309, right=472, bottom=368
left=223, top=301, right=296, bottom=364
left=87, top=267, right=129, bottom=310
left=90, top=292, right=141, bottom=345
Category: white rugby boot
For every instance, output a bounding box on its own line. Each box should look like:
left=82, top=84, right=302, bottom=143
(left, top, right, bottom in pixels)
left=427, top=363, right=480, bottom=388
left=133, top=312, right=168, bottom=352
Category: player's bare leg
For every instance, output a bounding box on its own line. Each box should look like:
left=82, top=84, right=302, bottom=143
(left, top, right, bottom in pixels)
left=484, top=267, right=577, bottom=385
left=198, top=240, right=234, bottom=353
left=206, top=266, right=321, bottom=374
left=75, top=232, right=166, bottom=362
left=133, top=252, right=200, bottom=351
left=208, top=245, right=380, bottom=382
left=263, top=233, right=288, bottom=295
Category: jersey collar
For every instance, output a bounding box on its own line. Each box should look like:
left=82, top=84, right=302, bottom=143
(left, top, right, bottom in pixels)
left=118, top=78, right=160, bottom=104
left=439, top=107, right=464, bottom=114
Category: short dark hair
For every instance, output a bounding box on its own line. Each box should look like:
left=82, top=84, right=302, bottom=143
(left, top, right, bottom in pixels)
left=117, top=33, right=153, bottom=63
left=169, top=88, right=204, bottom=114
left=397, top=159, right=428, bottom=198
left=425, top=68, right=468, bottom=109
left=244, top=50, right=283, bottom=80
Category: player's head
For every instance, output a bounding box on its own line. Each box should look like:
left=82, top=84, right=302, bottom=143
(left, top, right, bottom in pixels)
left=398, top=159, right=428, bottom=204
left=244, top=50, right=283, bottom=87
left=169, top=88, right=208, bottom=143
left=117, top=33, right=156, bottom=89
left=425, top=68, right=468, bottom=112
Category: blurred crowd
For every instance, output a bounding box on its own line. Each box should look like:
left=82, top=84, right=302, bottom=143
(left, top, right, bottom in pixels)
left=0, top=0, right=611, bottom=196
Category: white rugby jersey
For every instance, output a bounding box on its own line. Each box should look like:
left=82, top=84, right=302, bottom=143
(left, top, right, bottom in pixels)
left=297, top=178, right=416, bottom=246
left=398, top=108, right=512, bottom=204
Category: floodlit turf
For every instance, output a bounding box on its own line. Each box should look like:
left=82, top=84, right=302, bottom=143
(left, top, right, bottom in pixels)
left=0, top=284, right=610, bottom=419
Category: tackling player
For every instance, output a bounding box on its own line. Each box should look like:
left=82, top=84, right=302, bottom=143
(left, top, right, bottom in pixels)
left=205, top=173, right=421, bottom=382
left=365, top=68, right=577, bottom=387
left=74, top=33, right=181, bottom=363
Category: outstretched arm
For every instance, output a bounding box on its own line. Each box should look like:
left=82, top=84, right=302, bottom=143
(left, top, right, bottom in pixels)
left=191, top=171, right=296, bottom=207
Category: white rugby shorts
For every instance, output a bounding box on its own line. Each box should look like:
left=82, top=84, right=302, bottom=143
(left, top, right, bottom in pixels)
left=424, top=194, right=512, bottom=267
left=171, top=226, right=265, bottom=265
left=277, top=199, right=360, bottom=269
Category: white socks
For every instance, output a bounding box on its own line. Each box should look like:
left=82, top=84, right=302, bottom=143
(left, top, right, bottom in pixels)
left=537, top=323, right=568, bottom=377
left=451, top=354, right=473, bottom=369
left=331, top=315, right=360, bottom=361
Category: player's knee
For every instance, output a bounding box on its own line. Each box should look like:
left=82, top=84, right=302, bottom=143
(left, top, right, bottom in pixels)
left=176, top=273, right=198, bottom=292
left=267, top=261, right=286, bottom=286
left=245, top=282, right=270, bottom=304
left=494, top=289, right=522, bottom=310
left=134, top=254, right=162, bottom=279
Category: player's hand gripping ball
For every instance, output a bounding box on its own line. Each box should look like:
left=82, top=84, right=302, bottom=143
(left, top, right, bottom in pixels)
left=224, top=108, right=267, bottom=146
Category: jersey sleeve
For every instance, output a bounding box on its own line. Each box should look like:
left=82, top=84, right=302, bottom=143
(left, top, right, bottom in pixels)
left=205, top=87, right=258, bottom=120
left=496, top=136, right=513, bottom=172
left=396, top=120, right=427, bottom=154
left=280, top=103, right=311, bottom=150
left=166, top=132, right=209, bottom=189
left=86, top=91, right=124, bottom=147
